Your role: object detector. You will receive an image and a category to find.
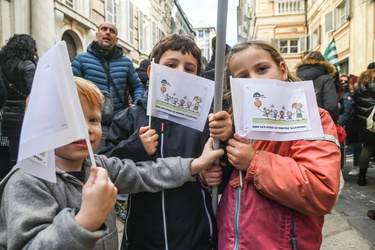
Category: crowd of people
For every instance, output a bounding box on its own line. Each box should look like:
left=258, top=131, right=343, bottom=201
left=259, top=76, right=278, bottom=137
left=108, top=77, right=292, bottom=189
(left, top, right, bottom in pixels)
left=0, top=21, right=374, bottom=249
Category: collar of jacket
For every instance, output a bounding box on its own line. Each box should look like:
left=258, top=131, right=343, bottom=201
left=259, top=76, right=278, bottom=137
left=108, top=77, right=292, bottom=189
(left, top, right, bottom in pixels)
left=88, top=41, right=124, bottom=61
left=295, top=59, right=336, bottom=74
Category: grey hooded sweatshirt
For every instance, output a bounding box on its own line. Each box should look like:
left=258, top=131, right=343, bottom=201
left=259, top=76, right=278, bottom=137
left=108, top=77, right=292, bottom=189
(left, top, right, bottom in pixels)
left=0, top=154, right=195, bottom=250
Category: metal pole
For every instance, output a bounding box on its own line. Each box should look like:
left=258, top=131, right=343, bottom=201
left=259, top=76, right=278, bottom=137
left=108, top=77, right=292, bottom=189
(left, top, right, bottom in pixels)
left=212, top=0, right=228, bottom=216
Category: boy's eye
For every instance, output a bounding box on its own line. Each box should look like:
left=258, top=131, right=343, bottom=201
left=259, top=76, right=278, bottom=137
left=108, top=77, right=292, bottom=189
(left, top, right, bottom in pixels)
left=166, top=63, right=175, bottom=68
left=89, top=118, right=100, bottom=123
left=185, top=67, right=195, bottom=73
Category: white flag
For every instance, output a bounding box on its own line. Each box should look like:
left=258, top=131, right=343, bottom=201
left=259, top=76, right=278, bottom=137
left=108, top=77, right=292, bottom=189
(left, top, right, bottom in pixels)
left=230, top=78, right=323, bottom=141
left=17, top=41, right=89, bottom=183
left=147, top=61, right=214, bottom=131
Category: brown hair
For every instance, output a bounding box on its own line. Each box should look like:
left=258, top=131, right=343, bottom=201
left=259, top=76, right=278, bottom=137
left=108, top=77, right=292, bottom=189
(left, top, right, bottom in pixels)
left=303, top=51, right=326, bottom=61
left=149, top=34, right=202, bottom=76
left=223, top=40, right=299, bottom=116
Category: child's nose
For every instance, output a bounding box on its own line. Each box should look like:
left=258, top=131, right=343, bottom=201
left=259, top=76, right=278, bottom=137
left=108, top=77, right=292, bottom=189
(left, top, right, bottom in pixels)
left=87, top=123, right=93, bottom=134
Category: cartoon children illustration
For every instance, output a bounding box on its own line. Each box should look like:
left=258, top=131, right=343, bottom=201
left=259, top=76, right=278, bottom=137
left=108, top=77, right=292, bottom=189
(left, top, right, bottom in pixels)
left=292, top=102, right=304, bottom=120
left=193, top=96, right=202, bottom=112
left=165, top=94, right=173, bottom=103
left=279, top=110, right=285, bottom=120
left=263, top=107, right=272, bottom=119
left=272, top=109, right=278, bottom=120
left=186, top=101, right=192, bottom=110
left=286, top=110, right=293, bottom=121
left=173, top=97, right=179, bottom=106
left=179, top=99, right=185, bottom=108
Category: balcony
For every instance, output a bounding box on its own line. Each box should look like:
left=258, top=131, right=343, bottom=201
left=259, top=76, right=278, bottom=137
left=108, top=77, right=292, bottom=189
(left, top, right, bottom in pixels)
left=274, top=0, right=305, bottom=15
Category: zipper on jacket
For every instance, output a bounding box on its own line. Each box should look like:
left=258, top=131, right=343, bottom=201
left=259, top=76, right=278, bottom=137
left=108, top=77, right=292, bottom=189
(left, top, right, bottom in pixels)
left=291, top=214, right=297, bottom=250
left=124, top=194, right=132, bottom=248
left=160, top=122, right=169, bottom=250
left=201, top=189, right=214, bottom=241
left=234, top=185, right=242, bottom=250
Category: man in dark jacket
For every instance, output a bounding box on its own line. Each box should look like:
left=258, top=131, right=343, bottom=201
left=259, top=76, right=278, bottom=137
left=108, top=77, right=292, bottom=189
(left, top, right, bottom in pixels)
left=202, top=36, right=231, bottom=81
left=295, top=51, right=339, bottom=123
left=71, top=22, right=144, bottom=152
left=136, top=59, right=150, bottom=91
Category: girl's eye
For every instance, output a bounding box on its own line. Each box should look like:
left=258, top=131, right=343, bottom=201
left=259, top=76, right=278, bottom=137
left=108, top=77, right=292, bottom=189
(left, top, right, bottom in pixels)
left=237, top=73, right=248, bottom=78
left=257, top=66, right=268, bottom=73
left=166, top=63, right=175, bottom=68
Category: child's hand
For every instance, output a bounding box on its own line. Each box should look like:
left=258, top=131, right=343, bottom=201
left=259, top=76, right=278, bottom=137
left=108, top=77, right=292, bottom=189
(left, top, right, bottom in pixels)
left=208, top=111, right=233, bottom=141
left=227, top=133, right=256, bottom=171
left=75, top=167, right=118, bottom=232
left=201, top=166, right=223, bottom=186
left=139, top=126, right=159, bottom=156
left=191, top=138, right=224, bottom=175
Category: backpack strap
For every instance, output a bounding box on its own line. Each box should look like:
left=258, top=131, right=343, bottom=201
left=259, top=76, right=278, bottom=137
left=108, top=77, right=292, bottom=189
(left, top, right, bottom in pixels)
left=99, top=60, right=125, bottom=108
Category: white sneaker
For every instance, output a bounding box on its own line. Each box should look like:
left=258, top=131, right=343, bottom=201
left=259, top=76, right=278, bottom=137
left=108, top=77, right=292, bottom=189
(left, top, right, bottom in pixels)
left=348, top=167, right=359, bottom=176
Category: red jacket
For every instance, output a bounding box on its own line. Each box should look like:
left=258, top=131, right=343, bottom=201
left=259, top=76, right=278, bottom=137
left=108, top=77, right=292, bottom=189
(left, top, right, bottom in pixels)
left=217, top=108, right=341, bottom=249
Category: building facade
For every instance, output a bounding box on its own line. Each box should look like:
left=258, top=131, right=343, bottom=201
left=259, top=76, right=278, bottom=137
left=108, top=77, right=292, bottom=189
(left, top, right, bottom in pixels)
left=193, top=25, right=216, bottom=64
left=0, top=0, right=195, bottom=66
left=238, top=0, right=375, bottom=75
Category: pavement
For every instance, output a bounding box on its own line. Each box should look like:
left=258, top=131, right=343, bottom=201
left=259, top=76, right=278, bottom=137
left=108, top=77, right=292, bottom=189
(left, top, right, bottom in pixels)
left=321, top=154, right=375, bottom=250
left=116, top=155, right=375, bottom=250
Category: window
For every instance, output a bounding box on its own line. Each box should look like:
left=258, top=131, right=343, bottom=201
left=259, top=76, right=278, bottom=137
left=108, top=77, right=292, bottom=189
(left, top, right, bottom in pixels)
left=325, top=10, right=334, bottom=33
left=138, top=11, right=144, bottom=51
left=311, top=26, right=321, bottom=49
left=66, top=0, right=73, bottom=8
left=106, top=0, right=117, bottom=25
left=280, top=39, right=298, bottom=54
left=299, top=35, right=310, bottom=53
left=198, top=30, right=203, bottom=38
left=125, top=0, right=134, bottom=44
left=337, top=0, right=349, bottom=27
left=152, top=21, right=158, bottom=47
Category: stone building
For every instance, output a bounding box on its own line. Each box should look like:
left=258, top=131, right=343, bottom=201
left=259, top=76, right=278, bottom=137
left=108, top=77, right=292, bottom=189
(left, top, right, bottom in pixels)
left=0, top=0, right=195, bottom=66
left=238, top=0, right=375, bottom=75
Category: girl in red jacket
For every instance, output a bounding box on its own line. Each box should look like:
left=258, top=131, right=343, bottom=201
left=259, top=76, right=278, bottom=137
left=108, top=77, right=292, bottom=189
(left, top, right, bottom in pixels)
left=205, top=41, right=341, bottom=250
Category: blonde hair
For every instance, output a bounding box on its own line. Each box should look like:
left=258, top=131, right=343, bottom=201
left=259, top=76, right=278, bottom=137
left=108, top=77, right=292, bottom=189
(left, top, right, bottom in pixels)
left=74, top=77, right=103, bottom=110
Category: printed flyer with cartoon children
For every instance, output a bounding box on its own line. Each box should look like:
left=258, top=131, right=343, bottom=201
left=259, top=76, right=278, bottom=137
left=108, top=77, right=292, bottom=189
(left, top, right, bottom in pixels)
left=147, top=62, right=214, bottom=132
left=231, top=78, right=324, bottom=141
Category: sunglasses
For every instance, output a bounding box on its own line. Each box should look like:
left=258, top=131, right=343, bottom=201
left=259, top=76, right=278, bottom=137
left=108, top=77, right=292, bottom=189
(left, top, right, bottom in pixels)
left=340, top=80, right=349, bottom=83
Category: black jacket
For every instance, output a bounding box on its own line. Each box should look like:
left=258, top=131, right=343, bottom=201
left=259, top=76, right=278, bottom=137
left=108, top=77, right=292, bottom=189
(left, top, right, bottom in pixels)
left=337, top=91, right=354, bottom=127
left=1, top=60, right=35, bottom=137
left=353, top=70, right=375, bottom=145
left=0, top=77, right=6, bottom=109
left=295, top=59, right=339, bottom=123
left=135, top=67, right=149, bottom=90
left=100, top=95, right=217, bottom=250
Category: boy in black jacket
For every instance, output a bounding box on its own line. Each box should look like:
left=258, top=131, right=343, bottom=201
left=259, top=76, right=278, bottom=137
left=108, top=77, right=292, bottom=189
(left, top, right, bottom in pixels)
left=100, top=34, right=229, bottom=250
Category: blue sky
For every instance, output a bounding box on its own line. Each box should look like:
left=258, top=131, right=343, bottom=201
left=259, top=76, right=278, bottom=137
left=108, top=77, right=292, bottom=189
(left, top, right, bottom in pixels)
left=178, top=0, right=239, bottom=47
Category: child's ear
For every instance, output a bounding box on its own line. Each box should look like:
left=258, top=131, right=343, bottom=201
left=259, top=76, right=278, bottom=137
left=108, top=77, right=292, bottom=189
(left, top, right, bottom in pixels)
left=147, top=65, right=151, bottom=77
left=279, top=61, right=288, bottom=81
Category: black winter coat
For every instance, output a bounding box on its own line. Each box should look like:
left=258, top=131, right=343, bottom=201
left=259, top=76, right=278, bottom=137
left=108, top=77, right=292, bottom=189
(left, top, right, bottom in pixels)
left=295, top=59, right=339, bottom=123
left=353, top=70, right=375, bottom=145
left=337, top=91, right=354, bottom=127
left=1, top=60, right=35, bottom=137
left=0, top=77, right=6, bottom=109
left=135, top=67, right=149, bottom=90
left=100, top=95, right=217, bottom=250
